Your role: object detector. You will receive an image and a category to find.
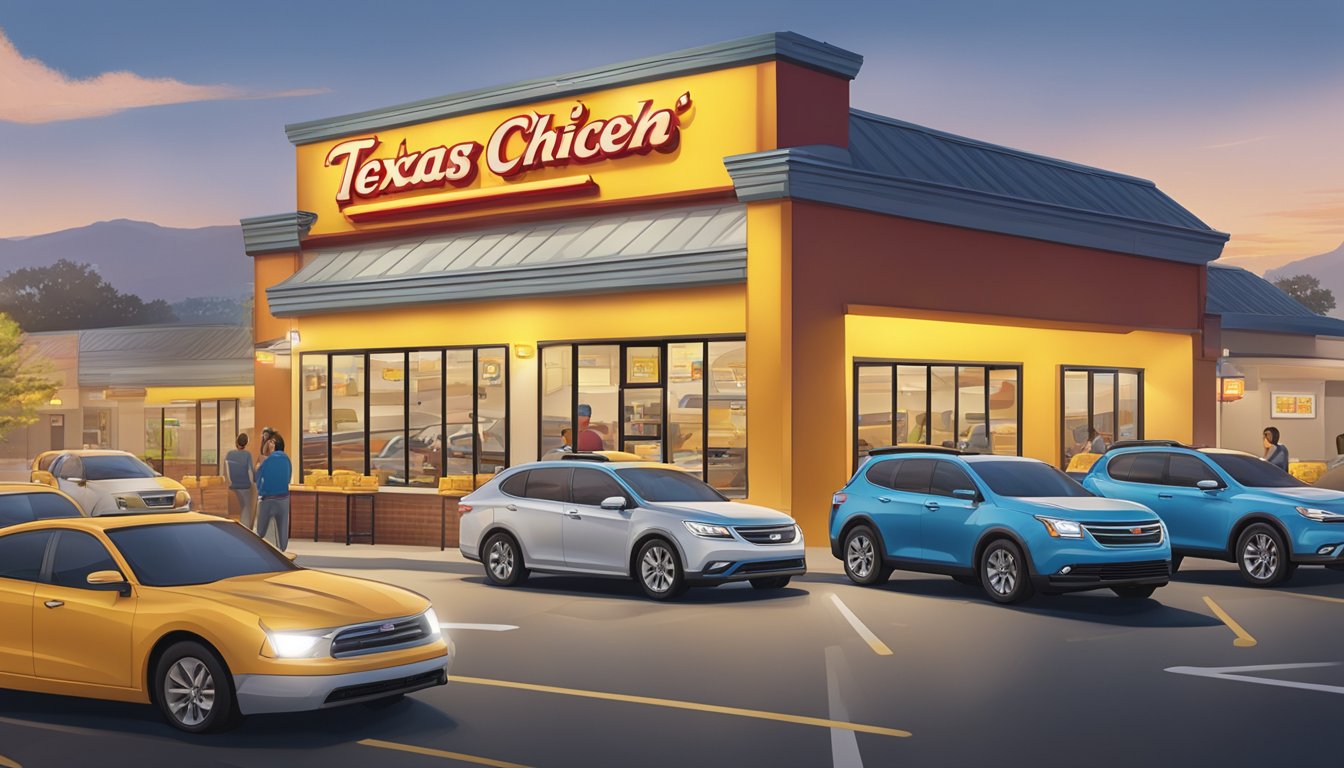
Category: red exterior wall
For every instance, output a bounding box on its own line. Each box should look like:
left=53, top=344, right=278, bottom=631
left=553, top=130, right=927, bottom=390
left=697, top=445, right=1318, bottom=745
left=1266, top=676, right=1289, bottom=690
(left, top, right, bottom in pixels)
left=775, top=61, right=851, bottom=148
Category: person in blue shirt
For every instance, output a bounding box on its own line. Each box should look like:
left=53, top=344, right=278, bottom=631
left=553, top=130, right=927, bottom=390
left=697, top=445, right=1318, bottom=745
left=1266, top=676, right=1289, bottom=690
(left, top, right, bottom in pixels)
left=256, top=434, right=293, bottom=550
left=1263, top=426, right=1290, bottom=471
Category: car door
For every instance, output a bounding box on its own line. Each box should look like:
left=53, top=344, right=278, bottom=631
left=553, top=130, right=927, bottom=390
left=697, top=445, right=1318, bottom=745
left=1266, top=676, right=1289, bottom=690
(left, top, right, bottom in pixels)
left=563, top=468, right=635, bottom=573
left=919, top=461, right=981, bottom=567
left=0, top=530, right=53, bottom=677
left=504, top=467, right=569, bottom=567
left=52, top=455, right=99, bottom=514
left=1153, top=453, right=1233, bottom=552
left=32, top=530, right=136, bottom=688
left=866, top=458, right=933, bottom=560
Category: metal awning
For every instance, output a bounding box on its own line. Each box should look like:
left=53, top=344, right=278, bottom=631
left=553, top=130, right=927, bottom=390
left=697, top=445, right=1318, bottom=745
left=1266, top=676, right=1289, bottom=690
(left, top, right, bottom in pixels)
left=267, top=204, right=747, bottom=316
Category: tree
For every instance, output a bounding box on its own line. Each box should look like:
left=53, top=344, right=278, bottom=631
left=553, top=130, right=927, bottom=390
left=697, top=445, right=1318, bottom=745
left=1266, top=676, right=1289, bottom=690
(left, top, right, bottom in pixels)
left=170, top=295, right=248, bottom=325
left=0, top=259, right=176, bottom=332
left=0, top=313, right=59, bottom=440
left=1273, top=274, right=1336, bottom=315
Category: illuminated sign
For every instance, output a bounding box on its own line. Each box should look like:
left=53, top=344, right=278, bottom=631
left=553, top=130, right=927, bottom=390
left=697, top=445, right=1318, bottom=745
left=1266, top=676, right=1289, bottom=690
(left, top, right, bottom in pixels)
left=324, top=93, right=692, bottom=220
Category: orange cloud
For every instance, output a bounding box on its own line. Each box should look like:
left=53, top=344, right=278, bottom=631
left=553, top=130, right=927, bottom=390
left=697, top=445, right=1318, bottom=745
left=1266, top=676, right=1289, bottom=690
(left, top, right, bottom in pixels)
left=0, top=28, right=323, bottom=124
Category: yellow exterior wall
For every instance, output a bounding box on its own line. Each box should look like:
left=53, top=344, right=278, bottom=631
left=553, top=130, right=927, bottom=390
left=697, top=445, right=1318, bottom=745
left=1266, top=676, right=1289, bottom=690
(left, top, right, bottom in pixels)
left=744, top=201, right=791, bottom=512
left=144, top=386, right=254, bottom=406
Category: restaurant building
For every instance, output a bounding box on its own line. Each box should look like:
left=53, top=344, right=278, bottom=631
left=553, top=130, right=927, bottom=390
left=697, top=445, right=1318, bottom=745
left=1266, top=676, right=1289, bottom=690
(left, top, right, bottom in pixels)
left=245, top=32, right=1228, bottom=546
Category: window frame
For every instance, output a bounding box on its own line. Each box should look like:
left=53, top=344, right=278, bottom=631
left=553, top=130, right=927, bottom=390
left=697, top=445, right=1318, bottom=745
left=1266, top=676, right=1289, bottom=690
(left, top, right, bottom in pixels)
left=1059, top=366, right=1144, bottom=468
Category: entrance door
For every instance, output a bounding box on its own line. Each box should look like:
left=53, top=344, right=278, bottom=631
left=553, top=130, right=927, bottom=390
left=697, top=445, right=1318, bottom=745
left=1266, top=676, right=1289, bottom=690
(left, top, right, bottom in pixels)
left=32, top=531, right=135, bottom=687
left=50, top=415, right=64, bottom=451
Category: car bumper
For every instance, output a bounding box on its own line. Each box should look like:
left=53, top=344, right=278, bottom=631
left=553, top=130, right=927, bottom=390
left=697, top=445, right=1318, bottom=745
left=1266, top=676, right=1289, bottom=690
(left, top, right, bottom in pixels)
left=682, top=538, right=807, bottom=584
left=233, top=644, right=453, bottom=714
left=1034, top=560, right=1171, bottom=592
left=1289, top=525, right=1344, bottom=563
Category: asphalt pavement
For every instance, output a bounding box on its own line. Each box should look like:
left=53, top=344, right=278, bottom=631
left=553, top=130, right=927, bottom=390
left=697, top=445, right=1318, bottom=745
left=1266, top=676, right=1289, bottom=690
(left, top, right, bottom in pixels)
left=2, top=543, right=1342, bottom=768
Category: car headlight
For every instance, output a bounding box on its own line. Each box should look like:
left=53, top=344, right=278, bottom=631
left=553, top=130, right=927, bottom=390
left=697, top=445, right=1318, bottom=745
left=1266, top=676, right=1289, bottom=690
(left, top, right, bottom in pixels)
left=683, top=521, right=733, bottom=538
left=424, top=606, right=442, bottom=637
left=114, top=496, right=131, bottom=510
left=174, top=490, right=191, bottom=509
left=795, top=524, right=804, bottom=543
left=1036, top=515, right=1084, bottom=539
left=261, top=623, right=333, bottom=659
left=1297, top=506, right=1344, bottom=522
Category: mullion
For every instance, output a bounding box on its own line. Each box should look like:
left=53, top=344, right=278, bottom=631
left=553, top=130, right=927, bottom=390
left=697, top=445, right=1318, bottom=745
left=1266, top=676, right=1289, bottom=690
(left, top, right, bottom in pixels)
left=983, top=368, right=990, bottom=455
left=402, top=352, right=410, bottom=488
left=702, top=342, right=710, bottom=485
left=472, top=347, right=481, bottom=480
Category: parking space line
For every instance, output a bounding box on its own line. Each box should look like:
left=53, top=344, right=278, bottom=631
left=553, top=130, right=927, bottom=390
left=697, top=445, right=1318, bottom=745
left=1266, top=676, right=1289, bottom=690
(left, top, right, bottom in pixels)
left=450, top=675, right=912, bottom=738
left=0, top=753, right=21, bottom=768
left=829, top=594, right=894, bottom=656
left=1280, top=592, right=1344, bottom=606
left=825, top=646, right=864, bottom=768
left=360, top=739, right=532, bottom=767
left=1203, top=596, right=1258, bottom=647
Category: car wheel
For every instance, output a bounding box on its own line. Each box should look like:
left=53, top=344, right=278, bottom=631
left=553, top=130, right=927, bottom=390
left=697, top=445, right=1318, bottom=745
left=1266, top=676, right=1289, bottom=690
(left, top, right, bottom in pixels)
left=980, top=539, right=1034, bottom=604
left=1170, top=555, right=1184, bottom=573
left=750, top=576, right=791, bottom=590
left=483, top=532, right=528, bottom=587
left=1236, top=524, right=1289, bottom=586
left=155, top=641, right=241, bottom=734
left=1112, top=585, right=1159, bottom=599
left=636, top=539, right=686, bottom=600
left=842, top=525, right=891, bottom=586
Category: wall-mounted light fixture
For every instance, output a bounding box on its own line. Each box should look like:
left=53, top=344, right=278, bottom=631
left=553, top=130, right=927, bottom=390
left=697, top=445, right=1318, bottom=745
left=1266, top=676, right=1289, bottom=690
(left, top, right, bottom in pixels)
left=289, top=330, right=302, bottom=346
left=255, top=350, right=277, bottom=365
left=515, top=344, right=535, bottom=359
left=48, top=396, right=62, bottom=406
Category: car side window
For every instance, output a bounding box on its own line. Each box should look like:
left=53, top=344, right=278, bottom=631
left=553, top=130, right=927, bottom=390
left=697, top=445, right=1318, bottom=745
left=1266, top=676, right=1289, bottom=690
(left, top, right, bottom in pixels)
left=500, top=471, right=529, bottom=497
left=1166, top=454, right=1221, bottom=488
left=48, top=531, right=119, bottom=590
left=54, top=455, right=84, bottom=481
left=1124, top=453, right=1168, bottom=485
left=0, top=493, right=82, bottom=528
left=864, top=458, right=900, bottom=490
left=1105, top=454, right=1136, bottom=481
left=525, top=468, right=572, bottom=503
left=571, top=469, right=628, bottom=506
left=891, top=458, right=936, bottom=494
left=930, top=461, right=977, bottom=498
left=0, top=531, right=53, bottom=582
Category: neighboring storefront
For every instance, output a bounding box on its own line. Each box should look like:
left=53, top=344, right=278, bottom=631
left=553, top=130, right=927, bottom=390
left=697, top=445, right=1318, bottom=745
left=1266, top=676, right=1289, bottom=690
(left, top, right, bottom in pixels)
left=245, top=32, right=1228, bottom=545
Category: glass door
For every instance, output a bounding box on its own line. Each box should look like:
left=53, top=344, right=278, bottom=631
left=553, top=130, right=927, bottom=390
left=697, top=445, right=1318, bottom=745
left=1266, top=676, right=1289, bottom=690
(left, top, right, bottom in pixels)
left=621, top=345, right=664, bottom=461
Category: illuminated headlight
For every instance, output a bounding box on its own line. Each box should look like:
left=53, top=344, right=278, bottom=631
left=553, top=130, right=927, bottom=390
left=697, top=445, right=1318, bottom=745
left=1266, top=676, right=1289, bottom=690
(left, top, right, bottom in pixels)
left=424, top=607, right=442, bottom=637
left=1036, top=515, right=1084, bottom=539
left=1297, top=506, right=1344, bottom=522
left=795, top=524, right=804, bottom=544
left=262, top=623, right=333, bottom=659
left=683, top=521, right=733, bottom=538
left=174, top=490, right=191, bottom=509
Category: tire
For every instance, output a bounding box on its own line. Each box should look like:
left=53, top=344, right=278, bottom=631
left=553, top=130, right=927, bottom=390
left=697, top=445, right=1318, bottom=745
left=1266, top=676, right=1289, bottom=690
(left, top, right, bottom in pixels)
left=1170, top=555, right=1184, bottom=574
left=1112, top=585, right=1158, bottom=599
left=952, top=575, right=979, bottom=587
left=1236, top=523, right=1290, bottom=586
left=154, top=641, right=241, bottom=734
left=636, top=539, right=686, bottom=600
left=750, top=576, right=791, bottom=590
left=979, top=539, right=1034, bottom=604
left=482, top=532, right=528, bottom=587
left=842, top=525, right=891, bottom=586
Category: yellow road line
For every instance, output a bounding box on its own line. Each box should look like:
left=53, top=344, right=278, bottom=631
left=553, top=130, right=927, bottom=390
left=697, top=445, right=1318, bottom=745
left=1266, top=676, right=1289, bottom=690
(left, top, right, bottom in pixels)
left=1281, top=591, right=1344, bottom=606
left=1203, top=596, right=1258, bottom=648
left=0, top=754, right=20, bottom=768
left=829, top=593, right=894, bottom=656
left=450, top=675, right=912, bottom=738
left=359, top=739, right=532, bottom=768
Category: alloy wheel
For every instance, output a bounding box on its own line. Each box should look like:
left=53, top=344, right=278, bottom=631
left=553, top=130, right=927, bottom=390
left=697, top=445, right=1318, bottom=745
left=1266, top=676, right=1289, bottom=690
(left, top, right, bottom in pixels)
left=846, top=534, right=875, bottom=579
left=1243, top=533, right=1278, bottom=580
left=165, top=657, right=215, bottom=727
left=489, top=540, right=515, bottom=581
left=641, top=545, right=676, bottom=593
left=987, top=548, right=1018, bottom=596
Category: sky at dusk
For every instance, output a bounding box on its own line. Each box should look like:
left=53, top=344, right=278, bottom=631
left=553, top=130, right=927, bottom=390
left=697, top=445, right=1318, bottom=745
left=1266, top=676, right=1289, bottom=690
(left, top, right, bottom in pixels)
left=0, top=0, right=1340, bottom=272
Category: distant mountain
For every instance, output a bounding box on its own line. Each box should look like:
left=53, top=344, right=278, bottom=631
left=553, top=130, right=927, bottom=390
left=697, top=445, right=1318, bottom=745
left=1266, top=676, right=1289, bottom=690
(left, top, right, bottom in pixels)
left=0, top=220, right=247, bottom=303
left=1267, top=241, right=1344, bottom=319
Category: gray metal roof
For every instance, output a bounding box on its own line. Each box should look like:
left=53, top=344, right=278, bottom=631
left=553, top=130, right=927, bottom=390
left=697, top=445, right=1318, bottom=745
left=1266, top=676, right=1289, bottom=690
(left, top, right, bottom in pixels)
left=268, top=204, right=746, bottom=316
left=78, top=325, right=254, bottom=387
left=847, top=110, right=1213, bottom=233
left=1207, top=264, right=1344, bottom=337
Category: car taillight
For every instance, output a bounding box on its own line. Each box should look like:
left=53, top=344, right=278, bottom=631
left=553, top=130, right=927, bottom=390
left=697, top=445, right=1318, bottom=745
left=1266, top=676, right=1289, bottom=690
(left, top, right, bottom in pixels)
left=458, top=503, right=473, bottom=514
left=831, top=492, right=847, bottom=514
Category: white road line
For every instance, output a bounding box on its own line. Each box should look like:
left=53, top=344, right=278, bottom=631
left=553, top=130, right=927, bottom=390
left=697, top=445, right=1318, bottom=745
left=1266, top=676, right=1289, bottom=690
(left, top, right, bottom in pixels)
left=1166, top=662, right=1344, bottom=695
left=442, top=623, right=518, bottom=632
left=825, top=646, right=864, bottom=768
left=829, top=594, right=893, bottom=656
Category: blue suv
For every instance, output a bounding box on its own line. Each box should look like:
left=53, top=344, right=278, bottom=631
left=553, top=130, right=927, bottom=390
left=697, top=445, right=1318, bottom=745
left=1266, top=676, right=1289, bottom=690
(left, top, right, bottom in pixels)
left=830, top=447, right=1172, bottom=603
left=1082, top=441, right=1344, bottom=586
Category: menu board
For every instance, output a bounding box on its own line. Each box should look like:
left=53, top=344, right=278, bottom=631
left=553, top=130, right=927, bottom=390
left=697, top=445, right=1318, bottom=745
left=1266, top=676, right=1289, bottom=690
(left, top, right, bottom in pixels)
left=1271, top=392, right=1316, bottom=419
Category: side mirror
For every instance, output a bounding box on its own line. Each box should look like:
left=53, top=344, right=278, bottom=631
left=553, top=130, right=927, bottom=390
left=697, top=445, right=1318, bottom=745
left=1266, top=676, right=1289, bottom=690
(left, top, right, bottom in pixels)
left=31, top=470, right=57, bottom=488
left=1197, top=480, right=1223, bottom=491
left=600, top=496, right=628, bottom=511
left=952, top=488, right=979, bottom=503
left=87, top=570, right=131, bottom=597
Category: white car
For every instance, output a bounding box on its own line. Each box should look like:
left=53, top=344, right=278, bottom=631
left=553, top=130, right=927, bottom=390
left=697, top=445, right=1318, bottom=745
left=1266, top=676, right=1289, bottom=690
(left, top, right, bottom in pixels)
left=459, top=456, right=805, bottom=600
left=40, top=450, right=191, bottom=515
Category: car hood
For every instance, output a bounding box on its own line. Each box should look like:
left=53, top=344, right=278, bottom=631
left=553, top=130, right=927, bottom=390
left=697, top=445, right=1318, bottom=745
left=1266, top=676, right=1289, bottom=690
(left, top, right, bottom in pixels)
left=1241, top=486, right=1344, bottom=508
left=652, top=501, right=796, bottom=526
left=175, top=568, right=430, bottom=631
left=85, top=477, right=185, bottom=495
left=998, top=495, right=1158, bottom=522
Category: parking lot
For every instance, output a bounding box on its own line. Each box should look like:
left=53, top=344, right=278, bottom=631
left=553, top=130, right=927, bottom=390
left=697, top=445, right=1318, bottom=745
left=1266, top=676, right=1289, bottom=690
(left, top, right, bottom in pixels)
left=1, top=544, right=1342, bottom=768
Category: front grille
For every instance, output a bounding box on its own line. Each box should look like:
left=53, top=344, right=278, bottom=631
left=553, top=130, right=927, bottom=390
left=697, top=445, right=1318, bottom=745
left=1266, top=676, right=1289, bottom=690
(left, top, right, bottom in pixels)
left=141, top=493, right=176, bottom=508
left=1083, top=521, right=1163, bottom=547
left=324, top=668, right=445, bottom=704
left=738, top=558, right=805, bottom=574
left=735, top=524, right=797, bottom=545
left=1052, top=560, right=1170, bottom=583
left=330, top=614, right=431, bottom=658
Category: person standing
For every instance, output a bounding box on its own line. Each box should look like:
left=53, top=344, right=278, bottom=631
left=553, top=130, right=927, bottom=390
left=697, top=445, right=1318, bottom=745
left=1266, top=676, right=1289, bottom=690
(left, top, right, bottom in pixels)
left=256, top=426, right=275, bottom=468
left=224, top=433, right=257, bottom=530
left=1263, top=426, right=1290, bottom=471
left=576, top=404, right=605, bottom=451
left=256, top=434, right=293, bottom=550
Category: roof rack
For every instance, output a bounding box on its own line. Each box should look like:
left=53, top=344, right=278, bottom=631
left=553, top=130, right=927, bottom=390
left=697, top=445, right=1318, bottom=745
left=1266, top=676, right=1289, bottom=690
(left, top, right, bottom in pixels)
left=559, top=453, right=611, bottom=462
left=1105, top=440, right=1189, bottom=453
left=868, top=445, right=977, bottom=457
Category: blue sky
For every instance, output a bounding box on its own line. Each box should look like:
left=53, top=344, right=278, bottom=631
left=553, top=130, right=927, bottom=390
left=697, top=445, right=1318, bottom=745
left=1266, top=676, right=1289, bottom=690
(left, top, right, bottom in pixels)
left=1, top=0, right=1340, bottom=269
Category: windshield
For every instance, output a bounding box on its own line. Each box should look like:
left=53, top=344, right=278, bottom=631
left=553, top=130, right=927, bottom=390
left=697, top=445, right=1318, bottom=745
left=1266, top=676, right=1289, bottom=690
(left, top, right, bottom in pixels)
left=1204, top=452, right=1305, bottom=488
left=0, top=493, right=82, bottom=528
left=971, top=460, right=1092, bottom=497
left=107, top=521, right=296, bottom=587
left=82, top=455, right=157, bottom=480
left=614, top=468, right=727, bottom=503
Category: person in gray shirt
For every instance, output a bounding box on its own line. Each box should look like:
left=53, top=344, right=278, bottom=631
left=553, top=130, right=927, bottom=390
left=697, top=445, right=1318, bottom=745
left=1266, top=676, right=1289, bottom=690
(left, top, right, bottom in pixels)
left=225, top=433, right=257, bottom=530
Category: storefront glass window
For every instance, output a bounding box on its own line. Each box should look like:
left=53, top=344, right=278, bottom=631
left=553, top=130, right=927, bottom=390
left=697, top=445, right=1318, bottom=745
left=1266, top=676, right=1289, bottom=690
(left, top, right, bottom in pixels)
left=1118, top=372, right=1140, bottom=444
left=898, top=366, right=926, bottom=445
left=445, top=350, right=474, bottom=480
left=408, top=351, right=443, bottom=487
left=300, top=354, right=329, bottom=480
left=668, top=342, right=704, bottom=472
left=578, top=345, right=620, bottom=452
left=219, top=401, right=237, bottom=469
left=331, top=355, right=366, bottom=475
left=477, top=347, right=509, bottom=477
left=957, top=366, right=987, bottom=453
left=164, top=405, right=196, bottom=481
left=856, top=366, right=893, bottom=459
left=1092, top=372, right=1115, bottom=450
left=1061, top=367, right=1143, bottom=468
left=707, top=340, right=746, bottom=497
left=81, top=409, right=111, bottom=450
left=988, top=369, right=1019, bottom=456
left=929, top=366, right=957, bottom=448
left=540, top=345, right=573, bottom=456
left=143, top=410, right=164, bottom=473
left=370, top=353, right=406, bottom=486
left=200, top=400, right=218, bottom=476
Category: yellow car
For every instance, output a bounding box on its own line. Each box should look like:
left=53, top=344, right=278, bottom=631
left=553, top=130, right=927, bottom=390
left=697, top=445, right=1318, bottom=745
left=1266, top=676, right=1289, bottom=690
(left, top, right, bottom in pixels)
left=31, top=450, right=191, bottom=515
left=0, top=482, right=86, bottom=529
left=0, top=513, right=453, bottom=733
